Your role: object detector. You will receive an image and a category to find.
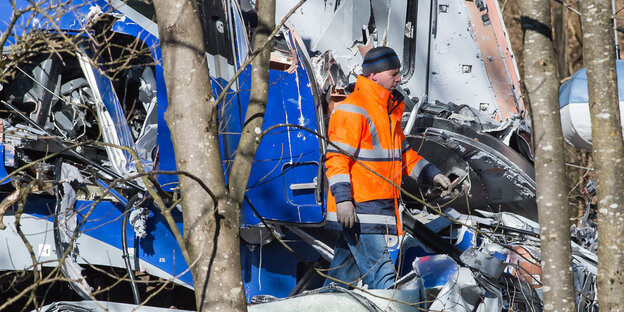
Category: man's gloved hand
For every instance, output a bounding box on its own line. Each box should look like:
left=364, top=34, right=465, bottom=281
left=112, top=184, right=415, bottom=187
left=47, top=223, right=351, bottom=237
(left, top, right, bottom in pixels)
left=433, top=173, right=452, bottom=191
left=336, top=201, right=356, bottom=228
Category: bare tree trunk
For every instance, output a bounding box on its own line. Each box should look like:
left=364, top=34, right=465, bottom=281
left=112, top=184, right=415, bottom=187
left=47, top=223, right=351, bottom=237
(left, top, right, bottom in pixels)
left=579, top=0, right=624, bottom=309
left=152, top=0, right=246, bottom=311
left=229, top=0, right=276, bottom=203
left=519, top=0, right=576, bottom=310
left=552, top=0, right=569, bottom=79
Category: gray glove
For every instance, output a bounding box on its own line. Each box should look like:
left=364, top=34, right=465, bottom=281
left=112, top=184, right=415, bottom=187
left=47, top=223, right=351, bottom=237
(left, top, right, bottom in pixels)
left=336, top=201, right=356, bottom=228
left=433, top=173, right=451, bottom=191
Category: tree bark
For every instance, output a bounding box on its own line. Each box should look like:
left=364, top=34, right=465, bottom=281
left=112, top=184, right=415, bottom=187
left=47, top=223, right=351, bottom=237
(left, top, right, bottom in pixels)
left=551, top=0, right=569, bottom=79
left=229, top=0, right=276, bottom=203
left=152, top=0, right=246, bottom=311
left=579, top=0, right=624, bottom=309
left=519, top=0, right=576, bottom=310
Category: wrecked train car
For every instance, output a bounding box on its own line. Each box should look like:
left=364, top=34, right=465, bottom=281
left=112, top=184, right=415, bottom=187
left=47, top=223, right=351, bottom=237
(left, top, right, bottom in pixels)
left=0, top=0, right=328, bottom=309
left=0, top=0, right=599, bottom=311
left=271, top=2, right=595, bottom=310
left=278, top=0, right=537, bottom=220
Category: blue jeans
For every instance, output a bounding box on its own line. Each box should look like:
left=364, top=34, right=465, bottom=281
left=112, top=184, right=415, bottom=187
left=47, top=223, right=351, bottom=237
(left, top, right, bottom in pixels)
left=323, top=232, right=396, bottom=289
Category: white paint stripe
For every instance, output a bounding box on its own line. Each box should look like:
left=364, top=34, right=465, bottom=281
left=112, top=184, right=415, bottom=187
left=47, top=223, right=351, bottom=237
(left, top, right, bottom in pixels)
left=109, top=0, right=159, bottom=37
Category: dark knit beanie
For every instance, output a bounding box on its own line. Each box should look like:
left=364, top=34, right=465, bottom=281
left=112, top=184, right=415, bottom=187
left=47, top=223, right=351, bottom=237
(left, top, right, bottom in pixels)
left=361, top=46, right=401, bottom=76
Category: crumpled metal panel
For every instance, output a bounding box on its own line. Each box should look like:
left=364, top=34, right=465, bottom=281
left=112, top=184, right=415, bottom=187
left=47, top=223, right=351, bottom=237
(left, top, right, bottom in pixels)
left=406, top=116, right=537, bottom=221
left=429, top=267, right=498, bottom=311
left=248, top=288, right=422, bottom=312
left=55, top=163, right=92, bottom=299
left=460, top=246, right=506, bottom=279
left=35, top=301, right=195, bottom=312
left=277, top=0, right=522, bottom=125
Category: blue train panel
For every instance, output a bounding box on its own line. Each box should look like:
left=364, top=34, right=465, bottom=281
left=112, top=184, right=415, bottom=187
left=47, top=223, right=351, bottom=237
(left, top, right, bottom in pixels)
left=243, top=67, right=323, bottom=224
left=241, top=231, right=321, bottom=301
left=241, top=35, right=324, bottom=225
left=0, top=0, right=326, bottom=304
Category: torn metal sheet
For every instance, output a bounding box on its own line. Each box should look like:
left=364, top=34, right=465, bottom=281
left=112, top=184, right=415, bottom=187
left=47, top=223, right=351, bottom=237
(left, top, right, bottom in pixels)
left=399, top=205, right=596, bottom=311
left=429, top=267, right=497, bottom=311
left=55, top=163, right=92, bottom=299
left=249, top=286, right=423, bottom=312
left=0, top=0, right=601, bottom=311
left=278, top=0, right=524, bottom=124
left=404, top=114, right=537, bottom=220
left=36, top=301, right=195, bottom=312
left=460, top=245, right=507, bottom=279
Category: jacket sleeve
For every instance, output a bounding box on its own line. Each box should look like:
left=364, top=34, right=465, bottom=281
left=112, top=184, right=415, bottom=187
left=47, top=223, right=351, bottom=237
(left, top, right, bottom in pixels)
left=325, top=106, right=365, bottom=203
left=401, top=136, right=441, bottom=184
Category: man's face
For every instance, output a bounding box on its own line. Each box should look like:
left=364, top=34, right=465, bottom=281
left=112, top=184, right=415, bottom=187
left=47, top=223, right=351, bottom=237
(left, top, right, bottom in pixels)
left=370, top=68, right=402, bottom=92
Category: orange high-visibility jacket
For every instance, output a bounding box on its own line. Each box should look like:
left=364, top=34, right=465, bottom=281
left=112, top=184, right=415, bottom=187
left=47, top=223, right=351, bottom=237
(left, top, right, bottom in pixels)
left=325, top=76, right=439, bottom=235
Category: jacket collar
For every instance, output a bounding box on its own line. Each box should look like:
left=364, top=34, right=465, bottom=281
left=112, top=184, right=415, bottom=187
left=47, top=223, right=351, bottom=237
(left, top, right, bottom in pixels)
left=354, top=75, right=392, bottom=105
left=354, top=75, right=402, bottom=115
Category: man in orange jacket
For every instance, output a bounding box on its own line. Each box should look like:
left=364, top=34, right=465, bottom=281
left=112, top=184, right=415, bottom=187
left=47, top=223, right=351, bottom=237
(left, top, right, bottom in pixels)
left=324, top=46, right=451, bottom=289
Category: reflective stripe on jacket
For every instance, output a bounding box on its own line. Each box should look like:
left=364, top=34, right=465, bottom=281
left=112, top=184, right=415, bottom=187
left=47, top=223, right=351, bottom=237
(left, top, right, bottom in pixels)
left=325, top=76, right=439, bottom=235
